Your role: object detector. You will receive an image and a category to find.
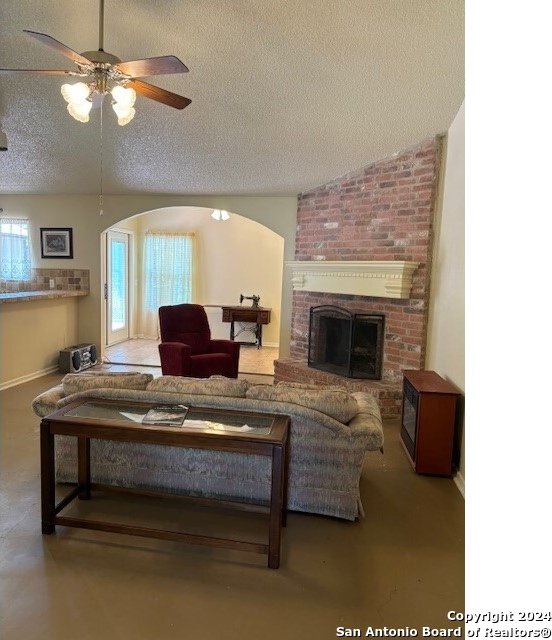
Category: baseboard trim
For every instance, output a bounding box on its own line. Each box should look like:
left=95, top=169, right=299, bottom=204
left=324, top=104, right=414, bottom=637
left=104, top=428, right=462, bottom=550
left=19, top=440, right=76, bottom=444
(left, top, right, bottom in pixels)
left=0, top=365, right=59, bottom=391
left=239, top=342, right=279, bottom=349
left=453, top=471, right=465, bottom=498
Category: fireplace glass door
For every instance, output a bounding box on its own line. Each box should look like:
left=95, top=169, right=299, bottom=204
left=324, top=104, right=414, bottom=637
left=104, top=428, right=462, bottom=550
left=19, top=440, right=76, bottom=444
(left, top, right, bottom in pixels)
left=308, top=306, right=384, bottom=379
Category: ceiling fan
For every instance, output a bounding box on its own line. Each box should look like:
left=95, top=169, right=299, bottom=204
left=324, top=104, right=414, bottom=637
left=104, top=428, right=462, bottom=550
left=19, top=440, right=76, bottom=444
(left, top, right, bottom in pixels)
left=0, top=0, right=191, bottom=125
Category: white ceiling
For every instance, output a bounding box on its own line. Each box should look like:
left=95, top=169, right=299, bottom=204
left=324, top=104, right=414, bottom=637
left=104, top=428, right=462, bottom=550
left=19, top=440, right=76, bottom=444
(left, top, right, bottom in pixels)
left=0, top=0, right=464, bottom=196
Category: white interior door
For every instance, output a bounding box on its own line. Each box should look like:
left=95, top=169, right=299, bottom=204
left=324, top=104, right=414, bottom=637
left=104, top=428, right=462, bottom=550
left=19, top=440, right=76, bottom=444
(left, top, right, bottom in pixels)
left=106, top=230, right=130, bottom=346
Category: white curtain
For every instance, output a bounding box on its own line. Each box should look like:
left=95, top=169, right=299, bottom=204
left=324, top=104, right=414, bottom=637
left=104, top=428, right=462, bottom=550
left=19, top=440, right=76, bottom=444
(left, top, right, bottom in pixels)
left=140, top=232, right=195, bottom=338
left=0, top=218, right=31, bottom=281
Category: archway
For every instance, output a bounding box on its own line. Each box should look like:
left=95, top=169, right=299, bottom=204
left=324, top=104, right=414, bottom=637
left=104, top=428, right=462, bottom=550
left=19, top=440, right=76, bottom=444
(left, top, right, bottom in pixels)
left=100, top=206, right=285, bottom=377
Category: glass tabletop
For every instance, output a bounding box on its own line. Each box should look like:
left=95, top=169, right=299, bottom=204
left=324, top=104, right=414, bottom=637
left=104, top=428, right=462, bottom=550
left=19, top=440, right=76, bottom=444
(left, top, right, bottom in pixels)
left=62, top=401, right=274, bottom=435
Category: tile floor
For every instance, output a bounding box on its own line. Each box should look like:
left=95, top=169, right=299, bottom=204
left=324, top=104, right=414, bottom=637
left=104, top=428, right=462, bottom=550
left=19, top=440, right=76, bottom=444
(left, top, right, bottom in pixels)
left=105, top=338, right=279, bottom=376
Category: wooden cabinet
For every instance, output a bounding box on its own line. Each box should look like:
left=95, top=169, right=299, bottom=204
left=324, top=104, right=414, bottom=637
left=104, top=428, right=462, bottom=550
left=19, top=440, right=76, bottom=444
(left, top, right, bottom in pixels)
left=221, top=307, right=271, bottom=325
left=221, top=306, right=272, bottom=348
left=400, top=370, right=460, bottom=476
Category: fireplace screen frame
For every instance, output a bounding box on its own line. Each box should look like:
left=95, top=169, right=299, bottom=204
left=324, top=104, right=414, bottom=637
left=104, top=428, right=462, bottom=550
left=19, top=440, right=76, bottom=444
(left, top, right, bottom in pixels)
left=307, top=305, right=385, bottom=380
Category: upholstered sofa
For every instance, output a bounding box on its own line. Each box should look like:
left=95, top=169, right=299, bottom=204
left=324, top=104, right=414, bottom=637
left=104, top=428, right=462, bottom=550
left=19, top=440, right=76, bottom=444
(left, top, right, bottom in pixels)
left=32, top=373, right=384, bottom=521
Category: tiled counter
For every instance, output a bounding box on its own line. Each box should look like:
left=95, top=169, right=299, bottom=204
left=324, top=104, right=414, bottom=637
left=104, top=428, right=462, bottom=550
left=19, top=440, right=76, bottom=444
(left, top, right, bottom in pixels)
left=0, top=290, right=89, bottom=304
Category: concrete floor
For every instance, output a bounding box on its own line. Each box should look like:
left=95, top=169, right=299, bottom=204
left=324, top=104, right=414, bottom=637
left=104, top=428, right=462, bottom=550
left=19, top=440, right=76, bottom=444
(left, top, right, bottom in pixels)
left=0, top=373, right=464, bottom=640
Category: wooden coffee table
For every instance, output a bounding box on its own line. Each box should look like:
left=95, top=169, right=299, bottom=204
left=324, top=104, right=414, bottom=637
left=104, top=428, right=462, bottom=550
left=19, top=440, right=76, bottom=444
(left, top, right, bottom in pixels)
left=40, top=400, right=290, bottom=568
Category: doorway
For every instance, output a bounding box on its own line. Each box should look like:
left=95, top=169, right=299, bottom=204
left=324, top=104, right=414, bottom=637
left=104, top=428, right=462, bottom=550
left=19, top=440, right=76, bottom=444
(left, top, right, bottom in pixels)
left=106, top=230, right=131, bottom=346
left=101, top=207, right=285, bottom=377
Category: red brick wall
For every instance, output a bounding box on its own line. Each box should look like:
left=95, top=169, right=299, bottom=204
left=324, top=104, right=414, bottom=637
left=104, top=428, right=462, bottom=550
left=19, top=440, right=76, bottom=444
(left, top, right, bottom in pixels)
left=290, top=137, right=442, bottom=382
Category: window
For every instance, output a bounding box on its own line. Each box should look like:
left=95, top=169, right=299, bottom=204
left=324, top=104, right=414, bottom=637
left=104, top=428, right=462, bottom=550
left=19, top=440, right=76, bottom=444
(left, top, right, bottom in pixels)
left=0, top=218, right=31, bottom=281
left=140, top=232, right=195, bottom=339
left=143, top=232, right=194, bottom=310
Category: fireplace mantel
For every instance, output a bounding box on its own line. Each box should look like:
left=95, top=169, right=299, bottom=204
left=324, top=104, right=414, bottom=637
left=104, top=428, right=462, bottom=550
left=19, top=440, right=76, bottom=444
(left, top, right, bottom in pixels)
left=286, top=260, right=419, bottom=299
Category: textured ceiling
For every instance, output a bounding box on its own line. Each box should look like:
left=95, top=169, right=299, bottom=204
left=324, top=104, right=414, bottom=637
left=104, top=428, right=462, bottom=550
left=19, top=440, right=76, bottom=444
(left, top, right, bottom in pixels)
left=0, top=0, right=464, bottom=196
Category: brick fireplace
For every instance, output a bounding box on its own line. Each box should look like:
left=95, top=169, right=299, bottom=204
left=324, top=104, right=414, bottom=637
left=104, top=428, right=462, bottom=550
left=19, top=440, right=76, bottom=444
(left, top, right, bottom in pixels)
left=274, top=137, right=442, bottom=418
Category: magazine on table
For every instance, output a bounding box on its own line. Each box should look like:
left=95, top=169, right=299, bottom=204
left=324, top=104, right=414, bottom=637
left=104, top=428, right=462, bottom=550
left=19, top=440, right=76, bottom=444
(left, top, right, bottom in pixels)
left=142, top=405, right=189, bottom=426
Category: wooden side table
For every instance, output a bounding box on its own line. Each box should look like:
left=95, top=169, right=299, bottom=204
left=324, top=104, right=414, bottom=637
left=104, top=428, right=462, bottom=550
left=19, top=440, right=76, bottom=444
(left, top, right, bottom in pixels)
left=221, top=306, right=271, bottom=348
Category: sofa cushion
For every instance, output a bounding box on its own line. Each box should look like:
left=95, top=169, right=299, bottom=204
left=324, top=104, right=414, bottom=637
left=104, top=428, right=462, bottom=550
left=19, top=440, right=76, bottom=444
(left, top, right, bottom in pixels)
left=62, top=372, right=153, bottom=396
left=189, top=353, right=235, bottom=379
left=245, top=384, right=358, bottom=424
left=146, top=375, right=249, bottom=398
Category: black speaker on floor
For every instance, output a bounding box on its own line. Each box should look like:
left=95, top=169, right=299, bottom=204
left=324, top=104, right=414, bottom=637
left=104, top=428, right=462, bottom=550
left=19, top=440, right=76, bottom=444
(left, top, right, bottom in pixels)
left=59, top=344, right=97, bottom=373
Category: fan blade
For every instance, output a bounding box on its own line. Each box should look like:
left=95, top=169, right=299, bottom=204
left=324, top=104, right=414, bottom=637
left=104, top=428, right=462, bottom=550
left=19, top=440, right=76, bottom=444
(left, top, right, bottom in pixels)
left=24, top=30, right=92, bottom=67
left=127, top=79, right=191, bottom=110
left=116, top=56, right=189, bottom=78
left=0, top=68, right=81, bottom=76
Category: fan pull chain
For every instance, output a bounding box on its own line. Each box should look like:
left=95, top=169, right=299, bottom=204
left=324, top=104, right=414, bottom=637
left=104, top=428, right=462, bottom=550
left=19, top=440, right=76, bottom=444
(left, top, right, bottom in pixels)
left=99, top=99, right=104, bottom=216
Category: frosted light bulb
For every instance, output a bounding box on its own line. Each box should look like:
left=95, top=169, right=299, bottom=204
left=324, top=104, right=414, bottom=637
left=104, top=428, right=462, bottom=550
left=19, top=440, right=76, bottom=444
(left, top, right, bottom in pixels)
left=67, top=100, right=92, bottom=123
left=117, top=107, right=135, bottom=126
left=111, top=85, right=136, bottom=107
left=211, top=209, right=230, bottom=221
left=112, top=102, right=135, bottom=126
left=61, top=82, right=91, bottom=104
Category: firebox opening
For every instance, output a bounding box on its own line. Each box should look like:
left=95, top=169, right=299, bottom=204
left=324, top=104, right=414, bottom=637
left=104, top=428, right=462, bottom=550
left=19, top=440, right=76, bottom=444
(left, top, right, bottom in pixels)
left=322, top=316, right=350, bottom=368
left=308, top=305, right=384, bottom=379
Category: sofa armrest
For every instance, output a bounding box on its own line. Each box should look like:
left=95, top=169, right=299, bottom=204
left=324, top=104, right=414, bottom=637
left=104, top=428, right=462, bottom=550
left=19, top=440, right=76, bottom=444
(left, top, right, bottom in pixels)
left=209, top=339, right=240, bottom=377
left=209, top=339, right=239, bottom=356
left=347, top=413, right=384, bottom=451
left=32, top=384, right=65, bottom=417
left=349, top=392, right=384, bottom=451
left=158, top=342, right=192, bottom=376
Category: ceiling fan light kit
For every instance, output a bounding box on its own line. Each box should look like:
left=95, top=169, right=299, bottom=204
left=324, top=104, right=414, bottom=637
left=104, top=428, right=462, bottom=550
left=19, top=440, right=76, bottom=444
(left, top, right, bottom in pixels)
left=0, top=0, right=191, bottom=126
left=60, top=54, right=140, bottom=126
left=211, top=209, right=230, bottom=221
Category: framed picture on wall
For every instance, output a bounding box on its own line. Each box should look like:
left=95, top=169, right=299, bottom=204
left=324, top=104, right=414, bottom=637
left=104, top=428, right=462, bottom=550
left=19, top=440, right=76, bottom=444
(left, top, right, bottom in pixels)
left=40, top=228, right=73, bottom=259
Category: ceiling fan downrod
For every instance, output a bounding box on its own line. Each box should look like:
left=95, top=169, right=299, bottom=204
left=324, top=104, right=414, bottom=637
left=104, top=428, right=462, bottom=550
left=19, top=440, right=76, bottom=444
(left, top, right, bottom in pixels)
left=80, top=0, right=120, bottom=67
left=98, top=0, right=105, bottom=52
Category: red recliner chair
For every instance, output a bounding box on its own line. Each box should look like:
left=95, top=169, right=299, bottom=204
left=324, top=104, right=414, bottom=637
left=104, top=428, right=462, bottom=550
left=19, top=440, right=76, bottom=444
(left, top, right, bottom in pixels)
left=158, top=304, right=240, bottom=378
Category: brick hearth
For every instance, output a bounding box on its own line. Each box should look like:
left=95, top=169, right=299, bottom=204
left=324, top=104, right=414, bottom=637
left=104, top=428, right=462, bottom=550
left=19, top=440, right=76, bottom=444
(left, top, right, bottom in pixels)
left=274, top=137, right=442, bottom=418
left=274, top=358, right=402, bottom=419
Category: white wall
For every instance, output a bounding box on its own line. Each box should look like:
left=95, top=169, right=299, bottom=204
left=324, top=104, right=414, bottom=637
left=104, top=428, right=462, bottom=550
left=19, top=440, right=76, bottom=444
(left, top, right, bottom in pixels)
left=131, top=207, right=284, bottom=345
left=0, top=195, right=296, bottom=381
left=426, top=102, right=465, bottom=492
left=0, top=297, right=79, bottom=388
